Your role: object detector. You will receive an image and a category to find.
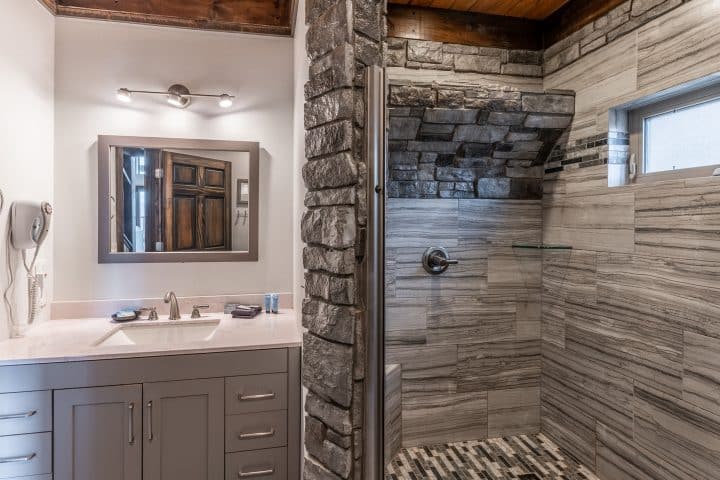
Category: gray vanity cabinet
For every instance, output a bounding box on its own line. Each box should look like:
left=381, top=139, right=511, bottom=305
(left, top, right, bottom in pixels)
left=0, top=347, right=301, bottom=480
left=54, top=385, right=142, bottom=480
left=143, top=379, right=224, bottom=480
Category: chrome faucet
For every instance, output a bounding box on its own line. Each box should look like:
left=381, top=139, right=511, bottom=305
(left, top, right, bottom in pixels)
left=164, top=291, right=181, bottom=320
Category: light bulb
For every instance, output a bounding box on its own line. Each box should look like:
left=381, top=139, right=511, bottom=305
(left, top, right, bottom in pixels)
left=218, top=94, right=233, bottom=108
left=116, top=88, right=132, bottom=103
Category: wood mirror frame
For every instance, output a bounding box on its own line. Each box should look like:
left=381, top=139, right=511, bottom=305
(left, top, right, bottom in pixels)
left=98, top=135, right=259, bottom=263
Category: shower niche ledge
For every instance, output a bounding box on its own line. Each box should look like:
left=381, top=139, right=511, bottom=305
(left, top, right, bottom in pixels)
left=511, top=243, right=573, bottom=250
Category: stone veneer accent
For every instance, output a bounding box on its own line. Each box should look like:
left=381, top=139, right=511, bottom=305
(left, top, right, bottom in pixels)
left=387, top=37, right=544, bottom=77
left=387, top=82, right=575, bottom=199
left=302, top=0, right=384, bottom=479
left=544, top=0, right=691, bottom=74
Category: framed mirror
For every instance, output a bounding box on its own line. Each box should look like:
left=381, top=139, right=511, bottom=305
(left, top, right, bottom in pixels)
left=98, top=135, right=259, bottom=263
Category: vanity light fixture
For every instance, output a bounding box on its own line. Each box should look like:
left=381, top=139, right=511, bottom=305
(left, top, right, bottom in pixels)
left=115, top=84, right=235, bottom=109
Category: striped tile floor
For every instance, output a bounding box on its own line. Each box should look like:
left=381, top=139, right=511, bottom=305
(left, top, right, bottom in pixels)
left=385, top=434, right=599, bottom=480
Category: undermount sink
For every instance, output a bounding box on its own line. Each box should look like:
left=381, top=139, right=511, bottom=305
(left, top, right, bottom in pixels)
left=94, top=318, right=221, bottom=347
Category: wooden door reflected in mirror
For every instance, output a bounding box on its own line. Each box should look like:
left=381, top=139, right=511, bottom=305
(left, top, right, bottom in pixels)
left=99, top=136, right=259, bottom=263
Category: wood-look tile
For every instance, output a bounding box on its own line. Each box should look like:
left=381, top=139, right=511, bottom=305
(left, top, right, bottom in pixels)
left=392, top=246, right=488, bottom=298
left=596, top=422, right=678, bottom=480
left=426, top=295, right=516, bottom=345
left=457, top=339, right=540, bottom=392
left=542, top=341, right=634, bottom=438
left=565, top=320, right=682, bottom=399
left=516, top=292, right=541, bottom=340
left=385, top=296, right=427, bottom=346
left=683, top=331, right=720, bottom=415
left=386, top=345, right=458, bottom=396
left=597, top=252, right=720, bottom=340
left=544, top=33, right=637, bottom=93
left=458, top=199, right=542, bottom=247
left=541, top=374, right=597, bottom=470
left=541, top=291, right=565, bottom=347
left=557, top=164, right=608, bottom=196
left=401, top=392, right=488, bottom=447
left=543, top=250, right=597, bottom=306
left=635, top=178, right=720, bottom=262
left=488, top=387, right=540, bottom=437
left=386, top=198, right=459, bottom=248
left=385, top=364, right=403, bottom=466
left=487, top=247, right=541, bottom=292
left=543, top=191, right=635, bottom=253
left=637, top=0, right=720, bottom=92
left=386, top=248, right=397, bottom=297
left=633, top=383, right=720, bottom=480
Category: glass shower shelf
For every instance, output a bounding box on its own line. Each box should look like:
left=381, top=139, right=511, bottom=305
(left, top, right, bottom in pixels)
left=511, top=243, right=573, bottom=250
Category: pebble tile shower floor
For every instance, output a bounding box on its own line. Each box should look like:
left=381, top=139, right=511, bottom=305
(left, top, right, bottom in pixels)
left=385, top=434, right=599, bottom=480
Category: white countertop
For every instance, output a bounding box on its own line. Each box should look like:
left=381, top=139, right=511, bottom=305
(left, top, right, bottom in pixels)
left=0, top=310, right=302, bottom=366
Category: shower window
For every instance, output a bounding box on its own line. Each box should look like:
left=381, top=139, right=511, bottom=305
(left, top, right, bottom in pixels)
left=630, top=83, right=720, bottom=180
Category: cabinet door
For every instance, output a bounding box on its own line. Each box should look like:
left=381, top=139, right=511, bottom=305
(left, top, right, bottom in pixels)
left=143, top=378, right=224, bottom=480
left=54, top=385, right=142, bottom=480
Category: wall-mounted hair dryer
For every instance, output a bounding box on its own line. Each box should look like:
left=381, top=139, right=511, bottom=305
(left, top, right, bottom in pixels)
left=3, top=200, right=53, bottom=336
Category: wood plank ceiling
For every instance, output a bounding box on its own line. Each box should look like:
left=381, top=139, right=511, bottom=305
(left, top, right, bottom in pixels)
left=38, top=0, right=297, bottom=36
left=388, top=0, right=629, bottom=50
left=387, top=0, right=572, bottom=20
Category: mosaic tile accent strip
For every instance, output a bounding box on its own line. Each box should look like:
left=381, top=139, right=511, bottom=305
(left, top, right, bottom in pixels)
left=543, top=132, right=630, bottom=175
left=385, top=434, right=599, bottom=480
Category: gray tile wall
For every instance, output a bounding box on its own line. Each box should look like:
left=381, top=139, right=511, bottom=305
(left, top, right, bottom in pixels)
left=543, top=0, right=691, bottom=75
left=542, top=2, right=720, bottom=478
left=385, top=197, right=542, bottom=447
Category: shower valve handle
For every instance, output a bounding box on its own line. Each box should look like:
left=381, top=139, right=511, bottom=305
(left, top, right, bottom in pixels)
left=422, top=247, right=458, bottom=275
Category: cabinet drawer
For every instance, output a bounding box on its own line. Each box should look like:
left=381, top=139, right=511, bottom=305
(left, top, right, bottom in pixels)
left=226, top=373, right=287, bottom=414
left=0, top=391, right=51, bottom=436
left=1, top=476, right=51, bottom=480
left=225, top=448, right=286, bottom=480
left=0, top=432, right=52, bottom=479
left=226, top=411, right=287, bottom=452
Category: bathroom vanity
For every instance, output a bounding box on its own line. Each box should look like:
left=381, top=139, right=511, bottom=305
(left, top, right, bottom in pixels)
left=0, top=312, right=301, bottom=480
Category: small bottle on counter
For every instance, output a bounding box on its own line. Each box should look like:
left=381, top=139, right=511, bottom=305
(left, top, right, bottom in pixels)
left=270, top=293, right=279, bottom=314
left=264, top=294, right=272, bottom=313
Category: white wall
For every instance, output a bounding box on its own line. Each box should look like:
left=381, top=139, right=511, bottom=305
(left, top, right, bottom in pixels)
left=292, top=0, right=309, bottom=314
left=53, top=18, right=294, bottom=302
left=0, top=0, right=55, bottom=339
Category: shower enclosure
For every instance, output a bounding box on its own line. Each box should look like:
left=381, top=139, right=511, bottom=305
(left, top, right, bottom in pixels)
left=364, top=65, right=589, bottom=479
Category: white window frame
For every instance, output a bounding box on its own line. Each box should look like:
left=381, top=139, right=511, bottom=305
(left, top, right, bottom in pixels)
left=629, top=83, right=720, bottom=183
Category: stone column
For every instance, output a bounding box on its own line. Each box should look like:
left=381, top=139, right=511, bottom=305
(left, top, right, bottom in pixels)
left=302, top=0, right=384, bottom=479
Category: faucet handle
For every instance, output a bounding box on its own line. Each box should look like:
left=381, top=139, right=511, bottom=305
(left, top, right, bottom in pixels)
left=191, top=304, right=210, bottom=319
left=139, top=307, right=158, bottom=321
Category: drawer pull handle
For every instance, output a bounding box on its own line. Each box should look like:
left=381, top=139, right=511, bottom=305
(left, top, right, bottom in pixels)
left=128, top=402, right=135, bottom=445
left=146, top=401, right=153, bottom=441
left=0, top=453, right=36, bottom=464
left=238, top=428, right=275, bottom=439
left=238, top=393, right=275, bottom=401
left=238, top=468, right=275, bottom=478
left=0, top=410, right=37, bottom=420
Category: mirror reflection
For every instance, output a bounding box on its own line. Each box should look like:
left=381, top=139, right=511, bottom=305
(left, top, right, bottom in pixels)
left=108, top=147, right=251, bottom=253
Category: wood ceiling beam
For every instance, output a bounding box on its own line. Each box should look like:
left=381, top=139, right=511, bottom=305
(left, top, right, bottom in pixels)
left=47, top=0, right=295, bottom=36
left=37, top=0, right=57, bottom=14
left=388, top=0, right=572, bottom=21
left=388, top=4, right=543, bottom=51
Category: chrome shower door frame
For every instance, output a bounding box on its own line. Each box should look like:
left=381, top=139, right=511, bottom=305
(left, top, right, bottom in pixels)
left=364, top=64, right=386, bottom=480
